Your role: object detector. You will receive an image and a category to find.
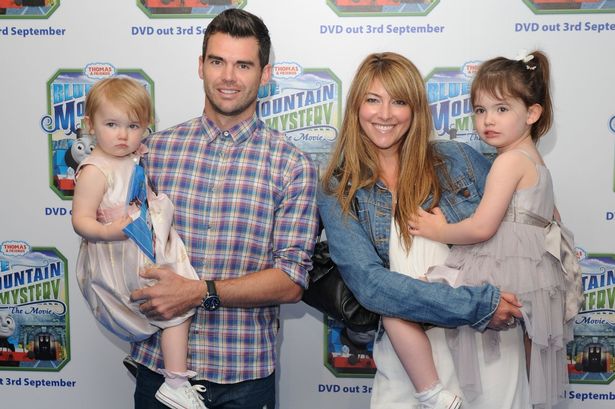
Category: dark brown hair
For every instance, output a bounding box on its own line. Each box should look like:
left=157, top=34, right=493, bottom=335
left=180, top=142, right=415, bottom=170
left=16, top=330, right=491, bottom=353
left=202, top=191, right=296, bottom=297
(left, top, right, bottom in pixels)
left=471, top=50, right=553, bottom=141
left=202, top=8, right=271, bottom=68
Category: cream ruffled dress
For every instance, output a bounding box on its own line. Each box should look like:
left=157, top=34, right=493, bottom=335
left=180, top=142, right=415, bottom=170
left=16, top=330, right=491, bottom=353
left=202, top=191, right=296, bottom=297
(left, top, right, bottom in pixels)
left=75, top=146, right=198, bottom=342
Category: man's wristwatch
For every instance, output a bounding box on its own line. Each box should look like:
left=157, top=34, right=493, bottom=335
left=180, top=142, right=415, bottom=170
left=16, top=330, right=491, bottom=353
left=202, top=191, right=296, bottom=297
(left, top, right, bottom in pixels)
left=201, top=280, right=221, bottom=311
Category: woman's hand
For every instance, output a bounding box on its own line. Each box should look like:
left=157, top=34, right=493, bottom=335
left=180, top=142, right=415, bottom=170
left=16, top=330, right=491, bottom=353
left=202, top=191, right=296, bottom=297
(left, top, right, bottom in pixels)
left=408, top=207, right=448, bottom=242
left=487, top=292, right=523, bottom=331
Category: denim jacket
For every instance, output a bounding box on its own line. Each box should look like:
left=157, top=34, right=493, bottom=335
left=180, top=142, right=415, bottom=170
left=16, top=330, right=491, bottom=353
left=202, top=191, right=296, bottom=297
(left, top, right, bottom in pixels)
left=317, top=140, right=500, bottom=332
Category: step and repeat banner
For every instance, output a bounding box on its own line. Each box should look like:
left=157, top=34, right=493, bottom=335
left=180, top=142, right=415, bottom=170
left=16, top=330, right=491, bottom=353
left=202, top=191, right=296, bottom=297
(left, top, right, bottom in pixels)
left=1, top=0, right=615, bottom=408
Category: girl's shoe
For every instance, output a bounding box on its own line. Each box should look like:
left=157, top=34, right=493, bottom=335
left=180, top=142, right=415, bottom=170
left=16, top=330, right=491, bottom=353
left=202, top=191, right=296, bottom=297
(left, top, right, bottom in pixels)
left=155, top=381, right=208, bottom=409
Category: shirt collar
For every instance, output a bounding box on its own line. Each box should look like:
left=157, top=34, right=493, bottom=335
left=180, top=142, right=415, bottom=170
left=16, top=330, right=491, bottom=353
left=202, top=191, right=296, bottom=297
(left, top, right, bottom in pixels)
left=200, top=113, right=260, bottom=145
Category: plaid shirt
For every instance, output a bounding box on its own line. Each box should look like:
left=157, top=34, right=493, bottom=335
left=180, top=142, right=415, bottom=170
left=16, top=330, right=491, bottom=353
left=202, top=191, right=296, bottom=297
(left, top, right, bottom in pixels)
left=130, top=114, right=319, bottom=383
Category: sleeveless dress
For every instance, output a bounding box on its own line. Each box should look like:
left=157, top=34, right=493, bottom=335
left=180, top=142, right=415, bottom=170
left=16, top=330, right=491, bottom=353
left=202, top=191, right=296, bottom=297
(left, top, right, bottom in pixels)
left=370, top=227, right=530, bottom=409
left=428, top=154, right=572, bottom=409
left=75, top=147, right=198, bottom=342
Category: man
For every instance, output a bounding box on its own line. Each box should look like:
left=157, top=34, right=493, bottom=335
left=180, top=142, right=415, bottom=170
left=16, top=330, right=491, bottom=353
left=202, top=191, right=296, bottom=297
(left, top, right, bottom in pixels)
left=129, top=9, right=320, bottom=408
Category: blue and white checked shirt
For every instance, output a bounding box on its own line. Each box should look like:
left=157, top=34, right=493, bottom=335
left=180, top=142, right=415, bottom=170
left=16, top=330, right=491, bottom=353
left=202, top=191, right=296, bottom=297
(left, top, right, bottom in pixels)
left=130, top=113, right=319, bottom=383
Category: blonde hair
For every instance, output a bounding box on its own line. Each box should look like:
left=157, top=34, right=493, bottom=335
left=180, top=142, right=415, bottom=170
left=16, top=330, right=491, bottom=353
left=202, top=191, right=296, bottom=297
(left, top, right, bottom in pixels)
left=322, top=52, right=440, bottom=249
left=471, top=50, right=553, bottom=141
left=85, top=76, right=153, bottom=128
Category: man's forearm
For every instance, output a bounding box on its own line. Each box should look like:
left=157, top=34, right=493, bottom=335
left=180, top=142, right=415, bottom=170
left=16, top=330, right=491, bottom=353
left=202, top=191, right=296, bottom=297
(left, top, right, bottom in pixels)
left=215, top=268, right=303, bottom=308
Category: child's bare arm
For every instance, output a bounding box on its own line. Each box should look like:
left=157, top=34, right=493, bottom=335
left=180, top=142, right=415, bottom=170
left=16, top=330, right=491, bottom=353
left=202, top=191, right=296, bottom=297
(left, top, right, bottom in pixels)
left=71, top=165, right=130, bottom=242
left=410, top=152, right=528, bottom=244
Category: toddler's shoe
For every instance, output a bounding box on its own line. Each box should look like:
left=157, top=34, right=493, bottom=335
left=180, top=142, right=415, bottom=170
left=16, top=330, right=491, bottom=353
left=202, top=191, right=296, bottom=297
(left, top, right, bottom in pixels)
left=415, top=390, right=462, bottom=409
left=155, top=381, right=208, bottom=409
left=430, top=390, right=462, bottom=409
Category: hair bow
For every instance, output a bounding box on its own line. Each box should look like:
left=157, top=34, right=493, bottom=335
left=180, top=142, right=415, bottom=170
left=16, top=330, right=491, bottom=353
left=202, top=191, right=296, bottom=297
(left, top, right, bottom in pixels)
left=514, top=50, right=536, bottom=70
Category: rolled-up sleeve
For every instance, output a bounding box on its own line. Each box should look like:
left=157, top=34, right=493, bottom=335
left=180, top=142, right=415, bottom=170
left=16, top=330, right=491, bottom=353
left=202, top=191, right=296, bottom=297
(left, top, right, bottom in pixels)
left=273, top=155, right=319, bottom=289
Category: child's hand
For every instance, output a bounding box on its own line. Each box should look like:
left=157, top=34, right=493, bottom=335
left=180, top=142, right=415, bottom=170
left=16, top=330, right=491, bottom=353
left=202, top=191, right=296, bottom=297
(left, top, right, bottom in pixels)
left=408, top=207, right=448, bottom=242
left=102, top=215, right=133, bottom=241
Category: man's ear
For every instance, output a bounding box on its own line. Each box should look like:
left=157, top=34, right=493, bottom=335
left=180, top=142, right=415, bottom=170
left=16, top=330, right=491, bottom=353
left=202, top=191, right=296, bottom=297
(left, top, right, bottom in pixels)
left=526, top=103, right=543, bottom=125
left=260, top=64, right=272, bottom=86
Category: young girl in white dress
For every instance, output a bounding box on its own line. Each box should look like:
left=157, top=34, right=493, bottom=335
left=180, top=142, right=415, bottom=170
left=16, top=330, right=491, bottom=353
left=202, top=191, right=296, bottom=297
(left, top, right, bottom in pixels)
left=384, top=50, right=583, bottom=409
left=71, top=76, right=207, bottom=409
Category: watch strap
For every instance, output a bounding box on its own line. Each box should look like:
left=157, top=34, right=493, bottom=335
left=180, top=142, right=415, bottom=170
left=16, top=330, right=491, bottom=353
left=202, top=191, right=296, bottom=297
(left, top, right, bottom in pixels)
left=205, top=280, right=217, bottom=297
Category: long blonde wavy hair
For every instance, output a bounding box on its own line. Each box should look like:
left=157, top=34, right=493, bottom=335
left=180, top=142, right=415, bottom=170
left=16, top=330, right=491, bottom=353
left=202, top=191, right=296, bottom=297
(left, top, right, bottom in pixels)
left=322, top=52, right=441, bottom=249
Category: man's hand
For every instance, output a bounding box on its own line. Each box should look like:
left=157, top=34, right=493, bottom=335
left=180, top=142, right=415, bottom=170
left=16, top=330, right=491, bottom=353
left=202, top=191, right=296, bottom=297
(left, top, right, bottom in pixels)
left=130, top=265, right=204, bottom=321
left=487, top=291, right=523, bottom=331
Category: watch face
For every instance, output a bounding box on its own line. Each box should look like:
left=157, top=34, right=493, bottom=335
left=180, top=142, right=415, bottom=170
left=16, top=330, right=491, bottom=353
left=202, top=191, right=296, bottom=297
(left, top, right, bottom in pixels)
left=203, top=296, right=220, bottom=311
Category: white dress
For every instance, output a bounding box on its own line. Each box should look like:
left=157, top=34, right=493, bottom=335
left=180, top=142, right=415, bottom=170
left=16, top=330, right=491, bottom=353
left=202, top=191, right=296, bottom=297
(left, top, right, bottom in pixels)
left=75, top=148, right=198, bottom=342
left=369, top=221, right=531, bottom=409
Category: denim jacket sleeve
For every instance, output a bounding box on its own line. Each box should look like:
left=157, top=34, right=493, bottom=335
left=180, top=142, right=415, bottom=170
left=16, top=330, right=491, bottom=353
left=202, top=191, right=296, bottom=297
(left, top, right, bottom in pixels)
left=425, top=140, right=491, bottom=222
left=317, top=180, right=500, bottom=331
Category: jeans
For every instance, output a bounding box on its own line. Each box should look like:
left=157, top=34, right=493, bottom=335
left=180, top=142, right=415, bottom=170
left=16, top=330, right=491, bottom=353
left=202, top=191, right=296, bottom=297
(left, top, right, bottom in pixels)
left=134, top=363, right=276, bottom=409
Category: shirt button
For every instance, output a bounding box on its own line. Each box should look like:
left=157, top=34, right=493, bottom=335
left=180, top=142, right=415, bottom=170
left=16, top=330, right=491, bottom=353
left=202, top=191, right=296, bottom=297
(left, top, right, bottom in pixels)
left=223, top=131, right=230, bottom=137
left=461, top=189, right=470, bottom=198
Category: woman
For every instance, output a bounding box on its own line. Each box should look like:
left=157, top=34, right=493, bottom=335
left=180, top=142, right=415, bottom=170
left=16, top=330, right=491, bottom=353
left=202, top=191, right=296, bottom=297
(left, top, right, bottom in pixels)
left=317, top=52, right=529, bottom=408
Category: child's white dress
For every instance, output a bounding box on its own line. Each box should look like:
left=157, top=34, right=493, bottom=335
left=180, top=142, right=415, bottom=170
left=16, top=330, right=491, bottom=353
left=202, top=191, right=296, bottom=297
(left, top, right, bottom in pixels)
left=75, top=147, right=198, bottom=342
left=429, top=156, right=575, bottom=409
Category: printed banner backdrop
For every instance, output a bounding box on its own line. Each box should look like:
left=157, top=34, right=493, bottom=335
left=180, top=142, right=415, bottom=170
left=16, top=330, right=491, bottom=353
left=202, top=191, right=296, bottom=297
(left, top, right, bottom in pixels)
left=1, top=0, right=615, bottom=408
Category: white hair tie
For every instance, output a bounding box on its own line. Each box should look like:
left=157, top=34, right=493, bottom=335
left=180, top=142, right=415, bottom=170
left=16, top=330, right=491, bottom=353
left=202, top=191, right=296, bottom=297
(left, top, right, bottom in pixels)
left=514, top=49, right=536, bottom=70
